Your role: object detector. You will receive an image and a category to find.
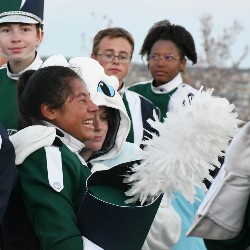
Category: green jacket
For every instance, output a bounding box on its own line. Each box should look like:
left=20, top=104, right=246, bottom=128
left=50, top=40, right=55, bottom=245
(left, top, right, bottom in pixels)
left=0, top=67, right=18, bottom=134
left=128, top=73, right=197, bottom=122
left=0, top=55, right=43, bottom=135
left=10, top=125, right=92, bottom=249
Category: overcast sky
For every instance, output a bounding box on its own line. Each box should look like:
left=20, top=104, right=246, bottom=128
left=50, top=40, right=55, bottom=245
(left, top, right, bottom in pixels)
left=39, top=0, right=250, bottom=68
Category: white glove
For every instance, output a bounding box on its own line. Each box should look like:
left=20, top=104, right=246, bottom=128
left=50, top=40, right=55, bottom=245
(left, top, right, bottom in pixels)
left=187, top=122, right=250, bottom=240
left=143, top=195, right=181, bottom=250
left=82, top=237, right=104, bottom=250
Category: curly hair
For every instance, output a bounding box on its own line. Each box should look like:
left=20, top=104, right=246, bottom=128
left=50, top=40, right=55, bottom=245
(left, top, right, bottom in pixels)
left=140, top=20, right=197, bottom=64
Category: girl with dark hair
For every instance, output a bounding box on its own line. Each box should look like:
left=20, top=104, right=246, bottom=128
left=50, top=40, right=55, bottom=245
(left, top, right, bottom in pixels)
left=129, top=19, right=197, bottom=122
left=81, top=106, right=119, bottom=162
left=3, top=65, right=103, bottom=249
left=128, top=20, right=207, bottom=250
left=91, top=27, right=160, bottom=148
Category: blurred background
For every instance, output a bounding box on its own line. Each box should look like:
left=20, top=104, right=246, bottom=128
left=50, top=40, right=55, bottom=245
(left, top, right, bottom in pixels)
left=1, top=0, right=249, bottom=120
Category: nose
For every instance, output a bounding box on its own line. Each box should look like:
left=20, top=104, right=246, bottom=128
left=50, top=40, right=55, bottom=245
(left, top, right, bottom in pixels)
left=87, top=100, right=99, bottom=113
left=112, top=55, right=119, bottom=64
left=156, top=57, right=165, bottom=66
left=93, top=112, right=101, bottom=130
left=11, top=30, right=22, bottom=43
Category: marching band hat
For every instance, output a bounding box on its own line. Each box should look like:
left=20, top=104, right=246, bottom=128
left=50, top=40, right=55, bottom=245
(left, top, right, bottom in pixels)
left=0, top=0, right=44, bottom=26
left=77, top=162, right=163, bottom=250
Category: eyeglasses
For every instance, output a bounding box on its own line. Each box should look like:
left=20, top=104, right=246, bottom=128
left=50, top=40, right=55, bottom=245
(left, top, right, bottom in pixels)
left=147, top=54, right=180, bottom=63
left=97, top=52, right=131, bottom=64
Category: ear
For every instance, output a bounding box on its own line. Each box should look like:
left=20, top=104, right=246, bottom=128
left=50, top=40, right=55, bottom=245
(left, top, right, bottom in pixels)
left=179, top=57, right=186, bottom=72
left=91, top=53, right=97, bottom=59
left=36, top=30, right=44, bottom=48
left=40, top=103, right=58, bottom=121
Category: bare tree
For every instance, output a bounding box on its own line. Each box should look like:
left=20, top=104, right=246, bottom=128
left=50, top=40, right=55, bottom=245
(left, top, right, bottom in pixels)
left=184, top=14, right=249, bottom=89
left=199, top=14, right=248, bottom=69
left=80, top=12, right=113, bottom=55
left=182, top=14, right=250, bottom=121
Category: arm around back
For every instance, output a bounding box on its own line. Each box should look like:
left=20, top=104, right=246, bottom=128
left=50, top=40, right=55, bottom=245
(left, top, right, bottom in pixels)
left=18, top=144, right=91, bottom=249
left=0, top=124, right=17, bottom=224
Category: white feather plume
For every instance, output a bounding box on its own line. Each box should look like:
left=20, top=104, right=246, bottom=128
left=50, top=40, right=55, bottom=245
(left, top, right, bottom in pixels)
left=125, top=87, right=243, bottom=205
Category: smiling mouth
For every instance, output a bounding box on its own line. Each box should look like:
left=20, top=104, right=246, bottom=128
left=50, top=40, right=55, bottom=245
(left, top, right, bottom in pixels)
left=9, top=48, right=23, bottom=53
left=83, top=120, right=94, bottom=128
left=155, top=70, right=166, bottom=73
left=10, top=47, right=23, bottom=50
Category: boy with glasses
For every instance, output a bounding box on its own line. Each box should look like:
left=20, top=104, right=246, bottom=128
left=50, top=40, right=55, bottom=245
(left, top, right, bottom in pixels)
left=91, top=27, right=160, bottom=147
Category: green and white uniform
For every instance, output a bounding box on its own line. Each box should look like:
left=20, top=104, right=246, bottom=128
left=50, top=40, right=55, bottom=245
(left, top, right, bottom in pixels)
left=0, top=55, right=43, bottom=135
left=9, top=125, right=102, bottom=250
left=120, top=87, right=160, bottom=146
left=128, top=73, right=197, bottom=122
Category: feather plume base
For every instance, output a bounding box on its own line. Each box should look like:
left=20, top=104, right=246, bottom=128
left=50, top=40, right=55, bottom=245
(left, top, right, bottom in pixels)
left=125, top=87, right=243, bottom=205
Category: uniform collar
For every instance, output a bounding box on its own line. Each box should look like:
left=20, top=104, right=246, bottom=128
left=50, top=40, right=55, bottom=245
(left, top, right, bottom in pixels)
left=151, top=73, right=183, bottom=93
left=118, top=81, right=125, bottom=97
left=59, top=130, right=85, bottom=155
left=7, top=53, right=43, bottom=80
left=42, top=121, right=85, bottom=154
